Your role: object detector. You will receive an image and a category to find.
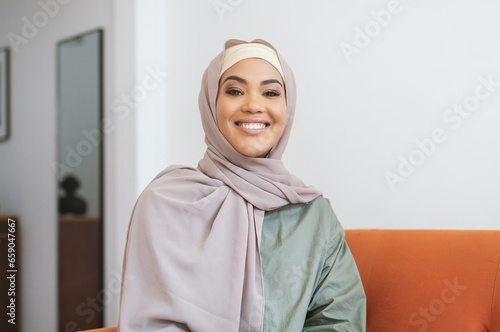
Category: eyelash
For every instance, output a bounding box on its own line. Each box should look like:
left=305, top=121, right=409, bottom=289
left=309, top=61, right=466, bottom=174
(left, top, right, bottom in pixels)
left=226, top=89, right=242, bottom=96
left=225, top=89, right=281, bottom=97
left=264, top=90, right=280, bottom=97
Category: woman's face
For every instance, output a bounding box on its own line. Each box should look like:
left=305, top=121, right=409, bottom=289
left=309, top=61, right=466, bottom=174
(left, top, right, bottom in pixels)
left=216, top=58, right=287, bottom=158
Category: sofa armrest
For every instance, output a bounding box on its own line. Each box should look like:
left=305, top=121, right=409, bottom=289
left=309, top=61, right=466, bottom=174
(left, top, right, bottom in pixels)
left=345, top=229, right=500, bottom=332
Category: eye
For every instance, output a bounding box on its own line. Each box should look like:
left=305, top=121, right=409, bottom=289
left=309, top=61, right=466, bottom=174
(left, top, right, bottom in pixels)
left=263, top=90, right=281, bottom=97
left=225, top=89, right=243, bottom=96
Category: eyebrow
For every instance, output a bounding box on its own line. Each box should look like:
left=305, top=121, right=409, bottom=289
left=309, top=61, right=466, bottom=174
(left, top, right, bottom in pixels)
left=222, top=75, right=283, bottom=88
left=261, top=79, right=283, bottom=87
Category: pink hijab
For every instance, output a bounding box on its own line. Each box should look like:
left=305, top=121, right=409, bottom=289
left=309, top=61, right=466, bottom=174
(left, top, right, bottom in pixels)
left=119, top=39, right=321, bottom=331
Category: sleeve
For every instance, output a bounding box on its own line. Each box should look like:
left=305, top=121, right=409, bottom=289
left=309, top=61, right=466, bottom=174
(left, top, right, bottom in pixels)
left=303, top=228, right=367, bottom=332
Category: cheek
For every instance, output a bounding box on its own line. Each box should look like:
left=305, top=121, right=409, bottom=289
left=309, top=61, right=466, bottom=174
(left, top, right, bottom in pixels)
left=216, top=95, right=234, bottom=119
left=277, top=104, right=287, bottom=127
left=215, top=101, right=226, bottom=128
left=215, top=89, right=226, bottom=123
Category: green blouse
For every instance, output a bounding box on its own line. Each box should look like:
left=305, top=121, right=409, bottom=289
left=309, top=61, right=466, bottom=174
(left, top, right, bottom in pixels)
left=261, top=196, right=366, bottom=331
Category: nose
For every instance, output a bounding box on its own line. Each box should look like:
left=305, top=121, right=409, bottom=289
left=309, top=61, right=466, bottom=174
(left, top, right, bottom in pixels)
left=242, top=94, right=264, bottom=114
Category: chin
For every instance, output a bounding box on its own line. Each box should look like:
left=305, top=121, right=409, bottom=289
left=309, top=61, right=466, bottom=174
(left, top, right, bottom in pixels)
left=239, top=148, right=270, bottom=158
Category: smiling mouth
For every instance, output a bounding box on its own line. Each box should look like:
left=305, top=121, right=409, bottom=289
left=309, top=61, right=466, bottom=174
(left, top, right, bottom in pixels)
left=235, top=122, right=269, bottom=129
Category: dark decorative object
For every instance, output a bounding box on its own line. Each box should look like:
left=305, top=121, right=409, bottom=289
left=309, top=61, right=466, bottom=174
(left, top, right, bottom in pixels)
left=59, top=175, right=87, bottom=214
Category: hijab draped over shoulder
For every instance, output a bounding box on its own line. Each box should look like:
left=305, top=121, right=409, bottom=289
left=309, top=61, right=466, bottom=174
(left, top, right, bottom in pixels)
left=119, top=39, right=322, bottom=332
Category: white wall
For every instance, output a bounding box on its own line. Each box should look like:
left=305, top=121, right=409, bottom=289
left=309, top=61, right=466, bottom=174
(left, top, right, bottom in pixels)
left=103, top=0, right=170, bottom=325
left=161, top=0, right=500, bottom=230
left=135, top=0, right=169, bottom=194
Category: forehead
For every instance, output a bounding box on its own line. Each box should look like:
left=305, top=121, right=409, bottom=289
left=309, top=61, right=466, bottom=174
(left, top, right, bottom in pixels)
left=220, top=58, right=284, bottom=82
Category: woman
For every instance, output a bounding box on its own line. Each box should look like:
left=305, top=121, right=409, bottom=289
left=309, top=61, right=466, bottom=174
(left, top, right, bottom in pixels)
left=118, top=39, right=366, bottom=331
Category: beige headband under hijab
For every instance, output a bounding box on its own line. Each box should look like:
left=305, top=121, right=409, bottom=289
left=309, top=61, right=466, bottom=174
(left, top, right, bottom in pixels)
left=219, top=40, right=285, bottom=81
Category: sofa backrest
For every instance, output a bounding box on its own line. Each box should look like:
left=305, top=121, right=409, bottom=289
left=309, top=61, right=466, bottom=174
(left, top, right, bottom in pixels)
left=345, top=229, right=500, bottom=332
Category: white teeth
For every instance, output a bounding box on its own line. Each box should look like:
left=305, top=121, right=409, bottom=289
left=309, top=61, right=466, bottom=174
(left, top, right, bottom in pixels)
left=239, top=122, right=266, bottom=129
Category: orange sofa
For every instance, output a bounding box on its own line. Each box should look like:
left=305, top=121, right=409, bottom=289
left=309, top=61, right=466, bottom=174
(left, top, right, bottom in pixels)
left=84, top=328, right=116, bottom=332
left=345, top=229, right=500, bottom=332
left=84, top=229, right=500, bottom=332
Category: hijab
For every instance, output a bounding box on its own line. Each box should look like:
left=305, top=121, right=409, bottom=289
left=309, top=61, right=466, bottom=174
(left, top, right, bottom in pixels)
left=119, top=39, right=321, bottom=332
